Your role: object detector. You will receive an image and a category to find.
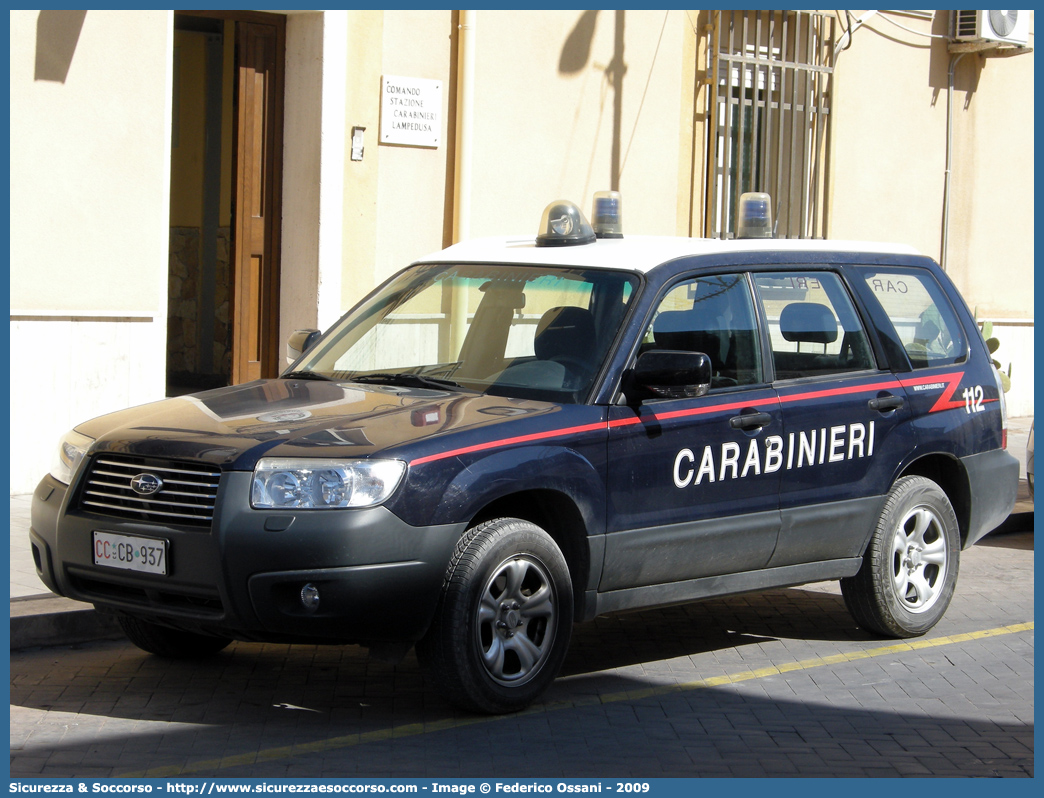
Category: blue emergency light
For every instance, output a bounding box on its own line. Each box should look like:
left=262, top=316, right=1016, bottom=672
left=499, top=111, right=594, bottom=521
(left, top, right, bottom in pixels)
left=592, top=190, right=623, bottom=239
left=737, top=192, right=774, bottom=239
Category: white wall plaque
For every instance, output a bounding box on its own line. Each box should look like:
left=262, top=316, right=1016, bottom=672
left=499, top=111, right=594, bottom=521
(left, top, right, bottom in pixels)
left=380, top=75, right=442, bottom=148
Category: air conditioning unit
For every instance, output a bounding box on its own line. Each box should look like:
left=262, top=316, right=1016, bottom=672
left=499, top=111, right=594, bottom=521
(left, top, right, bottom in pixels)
left=953, top=10, right=1031, bottom=46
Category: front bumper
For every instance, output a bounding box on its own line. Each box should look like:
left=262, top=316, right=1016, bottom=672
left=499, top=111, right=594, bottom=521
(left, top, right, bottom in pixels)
left=30, top=472, right=465, bottom=644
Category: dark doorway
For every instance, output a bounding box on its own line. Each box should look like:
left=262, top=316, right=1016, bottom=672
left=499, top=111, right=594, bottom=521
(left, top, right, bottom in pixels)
left=167, top=11, right=284, bottom=396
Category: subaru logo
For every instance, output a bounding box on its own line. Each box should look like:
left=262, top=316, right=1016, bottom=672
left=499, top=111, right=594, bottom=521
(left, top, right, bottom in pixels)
left=130, top=473, right=163, bottom=496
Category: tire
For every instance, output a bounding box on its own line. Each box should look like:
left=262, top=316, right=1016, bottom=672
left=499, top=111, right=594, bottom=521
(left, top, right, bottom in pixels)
left=416, top=518, right=573, bottom=714
left=841, top=476, right=960, bottom=638
left=118, top=616, right=232, bottom=658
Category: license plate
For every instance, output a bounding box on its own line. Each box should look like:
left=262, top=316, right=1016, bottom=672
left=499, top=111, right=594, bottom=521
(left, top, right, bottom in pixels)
left=92, top=531, right=167, bottom=575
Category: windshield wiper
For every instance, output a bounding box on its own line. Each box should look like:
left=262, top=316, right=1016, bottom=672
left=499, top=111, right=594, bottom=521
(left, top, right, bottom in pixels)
left=281, top=370, right=333, bottom=381
left=350, top=373, right=474, bottom=392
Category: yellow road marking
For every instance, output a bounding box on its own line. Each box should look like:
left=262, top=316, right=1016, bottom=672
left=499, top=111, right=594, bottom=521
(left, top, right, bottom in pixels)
left=124, top=620, right=1033, bottom=778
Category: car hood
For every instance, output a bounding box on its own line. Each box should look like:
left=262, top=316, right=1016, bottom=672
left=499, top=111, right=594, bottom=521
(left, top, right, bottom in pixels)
left=77, top=379, right=566, bottom=470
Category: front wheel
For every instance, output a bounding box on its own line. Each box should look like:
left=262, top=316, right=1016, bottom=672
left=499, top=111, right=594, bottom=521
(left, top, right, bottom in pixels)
left=841, top=476, right=960, bottom=637
left=417, top=518, right=573, bottom=714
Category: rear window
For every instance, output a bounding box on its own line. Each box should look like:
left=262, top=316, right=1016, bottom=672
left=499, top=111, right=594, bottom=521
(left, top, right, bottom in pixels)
left=856, top=268, right=967, bottom=368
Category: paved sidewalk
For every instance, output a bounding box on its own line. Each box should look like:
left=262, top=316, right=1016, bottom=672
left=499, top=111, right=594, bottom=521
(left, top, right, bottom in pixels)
left=8, top=416, right=1034, bottom=649
left=10, top=492, right=45, bottom=598
left=10, top=530, right=1034, bottom=777
left=10, top=493, right=125, bottom=648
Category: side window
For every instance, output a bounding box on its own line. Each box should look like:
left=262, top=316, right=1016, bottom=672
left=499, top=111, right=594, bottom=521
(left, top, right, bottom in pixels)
left=856, top=268, right=967, bottom=369
left=645, top=274, right=762, bottom=388
left=753, top=272, right=875, bottom=380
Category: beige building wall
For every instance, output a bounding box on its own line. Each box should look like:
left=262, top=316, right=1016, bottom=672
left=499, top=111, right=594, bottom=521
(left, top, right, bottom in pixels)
left=373, top=9, right=456, bottom=288
left=948, top=51, right=1034, bottom=316
left=281, top=10, right=342, bottom=342
left=466, top=10, right=689, bottom=239
left=279, top=12, right=325, bottom=345
left=284, top=7, right=1033, bottom=421
left=8, top=9, right=1032, bottom=495
left=827, top=14, right=950, bottom=256
left=337, top=10, right=694, bottom=305
left=949, top=48, right=1034, bottom=417
left=824, top=11, right=1034, bottom=415
left=10, top=9, right=173, bottom=493
left=338, top=11, right=386, bottom=314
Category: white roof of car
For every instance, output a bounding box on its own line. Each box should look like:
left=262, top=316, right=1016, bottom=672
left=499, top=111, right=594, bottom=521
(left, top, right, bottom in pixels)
left=419, top=235, right=923, bottom=273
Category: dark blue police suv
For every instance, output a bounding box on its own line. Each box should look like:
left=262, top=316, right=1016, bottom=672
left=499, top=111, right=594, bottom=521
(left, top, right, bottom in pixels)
left=31, top=197, right=1018, bottom=713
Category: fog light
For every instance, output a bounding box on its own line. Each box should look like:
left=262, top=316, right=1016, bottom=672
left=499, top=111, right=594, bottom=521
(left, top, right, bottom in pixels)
left=300, top=583, right=321, bottom=612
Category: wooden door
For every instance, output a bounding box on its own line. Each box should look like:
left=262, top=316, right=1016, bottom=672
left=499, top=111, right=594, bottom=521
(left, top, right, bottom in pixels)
left=232, top=18, right=284, bottom=383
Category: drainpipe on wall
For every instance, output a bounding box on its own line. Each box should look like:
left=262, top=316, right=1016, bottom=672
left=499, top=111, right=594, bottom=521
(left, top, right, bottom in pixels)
left=449, top=10, right=476, bottom=357
left=941, top=52, right=967, bottom=272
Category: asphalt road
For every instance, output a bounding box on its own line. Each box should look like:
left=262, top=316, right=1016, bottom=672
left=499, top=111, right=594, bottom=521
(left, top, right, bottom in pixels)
left=10, top=530, right=1033, bottom=779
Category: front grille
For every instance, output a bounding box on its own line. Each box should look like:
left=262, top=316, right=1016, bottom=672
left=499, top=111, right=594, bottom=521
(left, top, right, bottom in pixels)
left=79, top=455, right=221, bottom=528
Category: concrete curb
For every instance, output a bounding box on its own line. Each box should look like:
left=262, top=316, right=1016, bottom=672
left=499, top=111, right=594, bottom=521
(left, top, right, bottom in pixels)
left=10, top=594, right=124, bottom=651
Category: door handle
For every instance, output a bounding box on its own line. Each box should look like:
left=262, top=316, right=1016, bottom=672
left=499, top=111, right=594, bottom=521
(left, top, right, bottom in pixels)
left=729, top=411, right=773, bottom=430
left=868, top=394, right=904, bottom=412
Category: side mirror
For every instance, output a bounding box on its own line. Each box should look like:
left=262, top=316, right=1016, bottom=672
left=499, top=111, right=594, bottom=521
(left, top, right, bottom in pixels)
left=627, top=350, right=712, bottom=401
left=286, top=329, right=321, bottom=365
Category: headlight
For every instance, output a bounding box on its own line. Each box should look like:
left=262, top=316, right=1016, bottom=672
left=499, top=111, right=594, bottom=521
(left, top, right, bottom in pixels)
left=251, top=458, right=407, bottom=510
left=49, top=430, right=94, bottom=485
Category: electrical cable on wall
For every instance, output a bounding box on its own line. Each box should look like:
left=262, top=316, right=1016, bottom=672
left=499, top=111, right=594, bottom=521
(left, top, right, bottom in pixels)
left=876, top=11, right=948, bottom=40
left=833, top=10, right=947, bottom=58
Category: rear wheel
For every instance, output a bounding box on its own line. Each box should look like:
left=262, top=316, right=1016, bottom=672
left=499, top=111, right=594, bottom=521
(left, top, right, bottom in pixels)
left=118, top=616, right=232, bottom=658
left=841, top=476, right=959, bottom=637
left=417, top=518, right=573, bottom=714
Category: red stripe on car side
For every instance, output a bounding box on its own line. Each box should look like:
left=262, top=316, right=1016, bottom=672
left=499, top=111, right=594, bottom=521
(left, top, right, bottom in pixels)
left=776, top=377, right=903, bottom=405
left=607, top=396, right=778, bottom=427
left=896, top=371, right=967, bottom=413
left=409, top=372, right=969, bottom=466
left=409, top=421, right=608, bottom=466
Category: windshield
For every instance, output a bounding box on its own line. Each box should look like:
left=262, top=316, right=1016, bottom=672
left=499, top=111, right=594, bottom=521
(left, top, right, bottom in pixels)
left=292, top=263, right=639, bottom=403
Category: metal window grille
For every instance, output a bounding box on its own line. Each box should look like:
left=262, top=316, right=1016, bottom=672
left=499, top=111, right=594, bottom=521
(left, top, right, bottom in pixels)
left=705, top=11, right=836, bottom=239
